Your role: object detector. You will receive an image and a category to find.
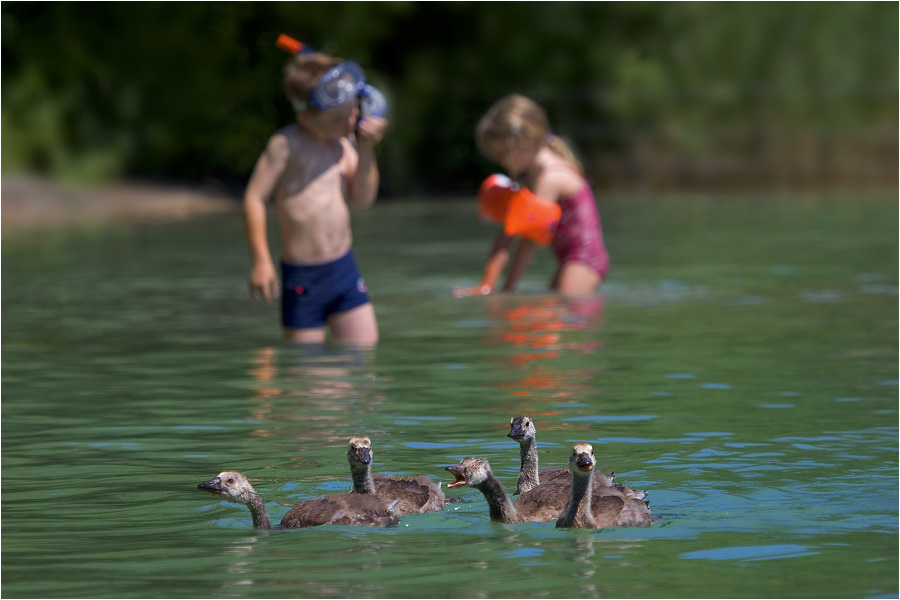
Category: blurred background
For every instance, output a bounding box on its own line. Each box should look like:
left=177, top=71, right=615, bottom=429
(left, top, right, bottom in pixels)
left=2, top=2, right=897, bottom=200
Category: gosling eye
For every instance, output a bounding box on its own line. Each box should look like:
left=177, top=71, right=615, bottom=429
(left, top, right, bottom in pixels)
left=227, top=478, right=235, bottom=485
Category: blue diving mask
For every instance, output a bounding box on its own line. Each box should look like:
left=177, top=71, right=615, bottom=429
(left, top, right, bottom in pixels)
left=359, top=83, right=387, bottom=119
left=308, top=61, right=366, bottom=111
left=291, top=61, right=387, bottom=119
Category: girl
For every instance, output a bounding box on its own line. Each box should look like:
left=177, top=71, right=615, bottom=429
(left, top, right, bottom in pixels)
left=454, top=94, right=609, bottom=297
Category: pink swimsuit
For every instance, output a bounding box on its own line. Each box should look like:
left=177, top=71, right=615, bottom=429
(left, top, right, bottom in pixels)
left=551, top=183, right=610, bottom=279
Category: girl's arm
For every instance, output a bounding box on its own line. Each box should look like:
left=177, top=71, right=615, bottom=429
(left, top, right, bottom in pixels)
left=454, top=232, right=512, bottom=296
left=497, top=167, right=568, bottom=292
left=501, top=238, right=537, bottom=292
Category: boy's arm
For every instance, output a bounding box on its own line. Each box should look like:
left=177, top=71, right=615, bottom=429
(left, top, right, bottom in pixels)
left=244, top=134, right=289, bottom=303
left=347, top=116, right=387, bottom=209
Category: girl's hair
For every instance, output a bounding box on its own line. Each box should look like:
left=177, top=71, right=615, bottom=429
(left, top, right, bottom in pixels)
left=283, top=53, right=344, bottom=113
left=475, top=94, right=584, bottom=174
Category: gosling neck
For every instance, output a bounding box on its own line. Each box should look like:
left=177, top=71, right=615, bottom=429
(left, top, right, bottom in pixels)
left=475, top=474, right=519, bottom=523
left=351, top=462, right=377, bottom=495
left=559, top=469, right=596, bottom=529
left=246, top=492, right=271, bottom=530
left=516, top=437, right=539, bottom=494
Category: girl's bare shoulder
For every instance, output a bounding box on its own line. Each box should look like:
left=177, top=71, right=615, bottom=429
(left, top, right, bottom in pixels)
left=536, top=157, right=584, bottom=197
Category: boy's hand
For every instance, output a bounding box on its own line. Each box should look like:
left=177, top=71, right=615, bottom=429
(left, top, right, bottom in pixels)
left=356, top=116, right=387, bottom=149
left=249, top=262, right=279, bottom=304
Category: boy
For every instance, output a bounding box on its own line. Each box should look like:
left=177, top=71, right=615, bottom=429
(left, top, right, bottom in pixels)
left=243, top=53, right=387, bottom=345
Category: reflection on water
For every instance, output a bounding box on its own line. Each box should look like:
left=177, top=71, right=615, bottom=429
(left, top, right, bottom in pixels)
left=245, top=344, right=385, bottom=448
left=482, top=295, right=605, bottom=415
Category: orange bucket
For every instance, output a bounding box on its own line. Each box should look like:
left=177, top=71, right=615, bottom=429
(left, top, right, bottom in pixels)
left=478, top=174, right=560, bottom=246
left=478, top=174, right=515, bottom=223
left=504, top=187, right=561, bottom=246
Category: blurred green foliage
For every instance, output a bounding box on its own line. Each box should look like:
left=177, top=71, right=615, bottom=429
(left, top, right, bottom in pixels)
left=2, top=2, right=896, bottom=193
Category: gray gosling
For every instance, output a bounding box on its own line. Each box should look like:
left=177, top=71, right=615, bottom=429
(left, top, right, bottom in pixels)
left=446, top=456, right=566, bottom=523
left=347, top=436, right=455, bottom=515
left=556, top=443, right=655, bottom=529
left=198, top=470, right=399, bottom=529
left=508, top=415, right=646, bottom=500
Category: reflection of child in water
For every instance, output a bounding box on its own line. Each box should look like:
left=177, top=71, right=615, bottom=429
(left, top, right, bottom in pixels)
left=485, top=295, right=605, bottom=402
left=243, top=52, right=387, bottom=345
left=455, top=94, right=609, bottom=298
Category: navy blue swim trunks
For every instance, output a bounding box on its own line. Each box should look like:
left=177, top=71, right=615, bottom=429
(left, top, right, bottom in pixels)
left=281, top=250, right=370, bottom=329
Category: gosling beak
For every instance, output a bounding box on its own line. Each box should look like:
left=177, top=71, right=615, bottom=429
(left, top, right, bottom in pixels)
left=507, top=422, right=526, bottom=440
left=198, top=476, right=223, bottom=493
left=445, top=465, right=468, bottom=488
left=574, top=453, right=594, bottom=472
left=358, top=447, right=372, bottom=465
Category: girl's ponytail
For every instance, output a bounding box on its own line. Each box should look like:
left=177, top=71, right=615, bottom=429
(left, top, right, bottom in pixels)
left=545, top=133, right=584, bottom=175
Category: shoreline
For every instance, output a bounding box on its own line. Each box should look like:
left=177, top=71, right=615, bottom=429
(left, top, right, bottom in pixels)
left=1, top=174, right=239, bottom=232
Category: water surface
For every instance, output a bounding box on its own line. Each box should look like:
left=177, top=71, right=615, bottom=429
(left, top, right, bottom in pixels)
left=2, top=191, right=897, bottom=598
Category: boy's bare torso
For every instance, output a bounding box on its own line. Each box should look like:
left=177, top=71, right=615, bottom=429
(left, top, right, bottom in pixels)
left=275, top=124, right=358, bottom=265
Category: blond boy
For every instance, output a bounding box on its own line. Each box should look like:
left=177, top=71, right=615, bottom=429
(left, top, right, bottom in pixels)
left=244, top=53, right=387, bottom=345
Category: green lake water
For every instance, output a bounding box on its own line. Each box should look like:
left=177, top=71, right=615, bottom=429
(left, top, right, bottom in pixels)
left=2, top=190, right=897, bottom=598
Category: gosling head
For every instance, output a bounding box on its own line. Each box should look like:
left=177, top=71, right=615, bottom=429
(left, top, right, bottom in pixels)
left=198, top=471, right=258, bottom=505
left=568, top=443, right=596, bottom=476
left=507, top=416, right=537, bottom=443
left=347, top=436, right=373, bottom=467
left=446, top=456, right=493, bottom=488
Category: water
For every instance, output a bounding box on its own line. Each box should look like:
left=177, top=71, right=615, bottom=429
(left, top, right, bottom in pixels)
left=2, top=190, right=897, bottom=598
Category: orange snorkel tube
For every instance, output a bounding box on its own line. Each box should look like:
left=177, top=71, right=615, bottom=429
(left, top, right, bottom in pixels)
left=478, top=174, right=561, bottom=246
left=276, top=34, right=312, bottom=55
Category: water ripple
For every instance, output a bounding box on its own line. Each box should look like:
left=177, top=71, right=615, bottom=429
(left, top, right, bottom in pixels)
left=681, top=544, right=818, bottom=561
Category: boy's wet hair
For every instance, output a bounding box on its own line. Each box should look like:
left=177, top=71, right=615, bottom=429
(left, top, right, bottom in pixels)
left=284, top=53, right=345, bottom=113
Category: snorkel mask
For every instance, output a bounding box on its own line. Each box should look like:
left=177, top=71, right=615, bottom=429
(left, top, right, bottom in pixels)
left=279, top=32, right=388, bottom=120
left=306, top=61, right=366, bottom=112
